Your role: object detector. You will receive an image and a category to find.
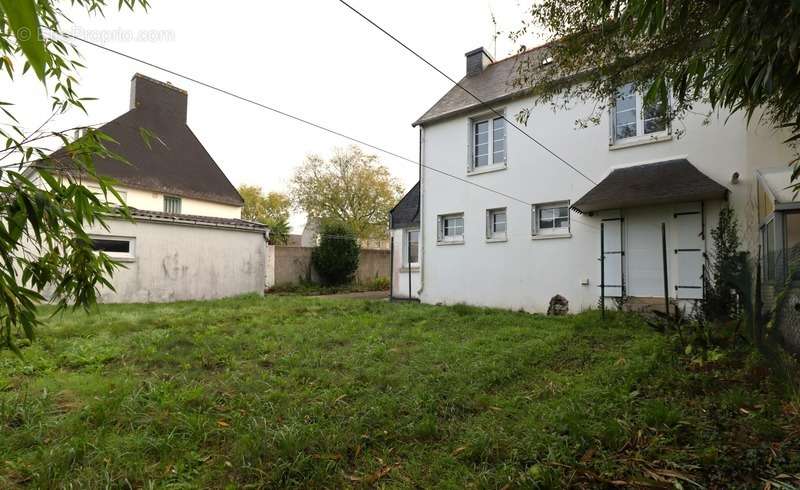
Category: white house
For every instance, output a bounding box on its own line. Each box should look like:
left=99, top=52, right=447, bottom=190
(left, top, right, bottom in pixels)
left=390, top=182, right=420, bottom=300
left=34, top=74, right=269, bottom=303
left=400, top=46, right=798, bottom=313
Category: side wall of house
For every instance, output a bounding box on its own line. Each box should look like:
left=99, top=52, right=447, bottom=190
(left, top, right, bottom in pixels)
left=420, top=96, right=794, bottom=312
left=87, top=219, right=266, bottom=303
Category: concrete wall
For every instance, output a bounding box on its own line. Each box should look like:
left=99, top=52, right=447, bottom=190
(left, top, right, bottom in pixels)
left=87, top=218, right=267, bottom=303
left=418, top=94, right=795, bottom=313
left=270, top=246, right=389, bottom=286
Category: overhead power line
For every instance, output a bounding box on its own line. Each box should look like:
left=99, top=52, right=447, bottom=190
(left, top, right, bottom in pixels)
left=52, top=31, right=598, bottom=232
left=336, top=0, right=598, bottom=186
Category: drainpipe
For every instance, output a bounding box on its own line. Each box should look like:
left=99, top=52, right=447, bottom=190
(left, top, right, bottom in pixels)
left=417, top=125, right=425, bottom=298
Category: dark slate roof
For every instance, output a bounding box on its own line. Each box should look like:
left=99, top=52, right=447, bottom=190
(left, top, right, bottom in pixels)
left=124, top=207, right=267, bottom=231
left=49, top=74, right=244, bottom=207
left=390, top=182, right=420, bottom=229
left=572, top=159, right=729, bottom=214
left=413, top=47, right=550, bottom=127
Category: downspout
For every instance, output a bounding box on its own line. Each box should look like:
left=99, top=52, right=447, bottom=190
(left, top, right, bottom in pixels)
left=417, top=125, right=426, bottom=297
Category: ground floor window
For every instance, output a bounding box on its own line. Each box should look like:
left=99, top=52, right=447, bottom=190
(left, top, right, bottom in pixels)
left=437, top=213, right=464, bottom=243
left=90, top=236, right=136, bottom=260
left=533, top=202, right=570, bottom=236
left=486, top=208, right=507, bottom=241
left=404, top=229, right=419, bottom=266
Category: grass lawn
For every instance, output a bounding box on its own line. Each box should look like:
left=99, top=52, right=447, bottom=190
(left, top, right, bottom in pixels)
left=1, top=296, right=798, bottom=488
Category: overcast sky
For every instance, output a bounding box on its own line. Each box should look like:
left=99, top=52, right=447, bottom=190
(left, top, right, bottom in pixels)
left=2, top=0, right=543, bottom=231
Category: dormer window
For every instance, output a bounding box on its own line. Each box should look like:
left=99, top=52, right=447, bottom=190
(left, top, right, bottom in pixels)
left=471, top=115, right=506, bottom=171
left=611, top=83, right=669, bottom=144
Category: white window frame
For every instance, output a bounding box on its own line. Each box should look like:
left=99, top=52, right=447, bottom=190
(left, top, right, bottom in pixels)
left=610, top=83, right=671, bottom=146
left=89, top=235, right=136, bottom=262
left=403, top=228, right=420, bottom=267
left=486, top=208, right=507, bottom=242
left=532, top=201, right=571, bottom=237
left=469, top=113, right=507, bottom=173
left=437, top=213, right=465, bottom=244
left=164, top=195, right=182, bottom=214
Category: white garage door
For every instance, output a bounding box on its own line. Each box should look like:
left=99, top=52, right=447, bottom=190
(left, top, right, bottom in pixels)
left=674, top=211, right=704, bottom=300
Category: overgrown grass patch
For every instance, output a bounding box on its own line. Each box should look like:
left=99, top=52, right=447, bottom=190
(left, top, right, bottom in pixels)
left=0, top=295, right=798, bottom=488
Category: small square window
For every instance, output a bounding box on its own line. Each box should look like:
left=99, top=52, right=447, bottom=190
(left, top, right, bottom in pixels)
left=486, top=208, right=507, bottom=241
left=438, top=213, right=465, bottom=244
left=533, top=202, right=570, bottom=236
left=164, top=195, right=182, bottom=214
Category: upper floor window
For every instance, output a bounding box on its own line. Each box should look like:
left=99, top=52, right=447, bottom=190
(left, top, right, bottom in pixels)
left=533, top=202, right=570, bottom=236
left=472, top=116, right=506, bottom=170
left=612, top=83, right=668, bottom=143
left=164, top=195, right=182, bottom=214
left=437, top=213, right=465, bottom=244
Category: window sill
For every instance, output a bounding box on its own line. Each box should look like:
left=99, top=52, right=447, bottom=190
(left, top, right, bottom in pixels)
left=467, top=163, right=507, bottom=176
left=400, top=266, right=420, bottom=273
left=609, top=133, right=672, bottom=150
left=486, top=237, right=508, bottom=243
left=437, top=240, right=465, bottom=246
left=108, top=255, right=137, bottom=263
left=531, top=233, right=572, bottom=241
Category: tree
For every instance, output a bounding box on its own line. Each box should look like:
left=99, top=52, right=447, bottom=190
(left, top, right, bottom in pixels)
left=311, top=221, right=360, bottom=285
left=0, top=0, right=149, bottom=354
left=705, top=207, right=744, bottom=321
left=238, top=185, right=291, bottom=245
left=290, top=146, right=403, bottom=241
left=512, top=0, right=800, bottom=189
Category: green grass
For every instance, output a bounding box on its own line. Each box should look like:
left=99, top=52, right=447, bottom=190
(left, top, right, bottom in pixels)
left=1, top=296, right=798, bottom=488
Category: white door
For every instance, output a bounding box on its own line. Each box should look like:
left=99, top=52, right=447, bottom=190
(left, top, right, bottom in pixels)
left=601, top=219, right=624, bottom=298
left=674, top=211, right=704, bottom=300
left=625, top=209, right=667, bottom=298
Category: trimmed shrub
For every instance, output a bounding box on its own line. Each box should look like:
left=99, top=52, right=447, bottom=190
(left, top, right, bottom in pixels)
left=312, top=222, right=360, bottom=285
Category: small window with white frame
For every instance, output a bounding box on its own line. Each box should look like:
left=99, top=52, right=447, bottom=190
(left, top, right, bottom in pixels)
left=486, top=208, right=507, bottom=241
left=532, top=202, right=571, bottom=236
left=437, top=213, right=465, bottom=244
left=404, top=229, right=420, bottom=266
left=611, top=83, right=669, bottom=144
left=90, top=235, right=136, bottom=261
left=471, top=115, right=506, bottom=170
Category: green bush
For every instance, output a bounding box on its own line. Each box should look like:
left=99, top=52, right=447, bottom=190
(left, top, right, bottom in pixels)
left=311, top=222, right=360, bottom=285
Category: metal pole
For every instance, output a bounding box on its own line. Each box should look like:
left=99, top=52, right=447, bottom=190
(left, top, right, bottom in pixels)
left=389, top=235, right=394, bottom=300
left=662, top=222, right=670, bottom=314
left=407, top=232, right=412, bottom=299
left=600, top=222, right=605, bottom=320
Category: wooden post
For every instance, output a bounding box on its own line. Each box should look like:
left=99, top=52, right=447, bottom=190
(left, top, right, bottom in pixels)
left=600, top=222, right=606, bottom=320
left=662, top=222, right=670, bottom=314
left=389, top=235, right=394, bottom=300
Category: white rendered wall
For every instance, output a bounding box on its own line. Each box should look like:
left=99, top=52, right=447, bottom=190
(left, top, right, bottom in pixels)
left=419, top=96, right=794, bottom=313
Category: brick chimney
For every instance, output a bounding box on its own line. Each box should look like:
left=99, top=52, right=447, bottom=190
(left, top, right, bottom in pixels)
left=465, top=47, right=493, bottom=77
left=129, top=73, right=188, bottom=122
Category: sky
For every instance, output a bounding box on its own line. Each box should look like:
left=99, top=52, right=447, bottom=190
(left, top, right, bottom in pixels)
left=2, top=0, right=543, bottom=231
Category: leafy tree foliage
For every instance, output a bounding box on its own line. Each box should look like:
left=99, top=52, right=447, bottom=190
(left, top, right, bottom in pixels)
left=238, top=185, right=291, bottom=245
left=290, top=146, right=403, bottom=241
left=704, top=207, right=744, bottom=321
left=311, top=221, right=360, bottom=285
left=0, top=0, right=148, bottom=354
left=512, top=0, right=800, bottom=189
